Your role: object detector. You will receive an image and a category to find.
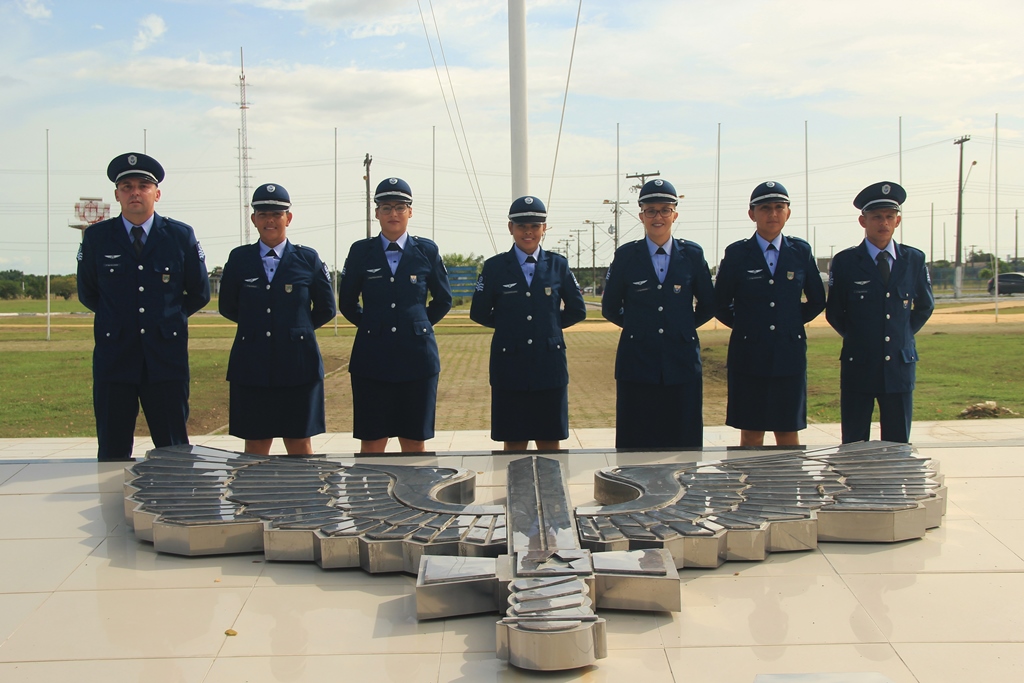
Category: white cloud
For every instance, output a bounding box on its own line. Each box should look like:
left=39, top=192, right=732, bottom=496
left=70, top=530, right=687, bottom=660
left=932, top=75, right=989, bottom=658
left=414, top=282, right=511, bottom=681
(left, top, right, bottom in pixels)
left=18, top=0, right=50, bottom=20
left=133, top=14, right=166, bottom=52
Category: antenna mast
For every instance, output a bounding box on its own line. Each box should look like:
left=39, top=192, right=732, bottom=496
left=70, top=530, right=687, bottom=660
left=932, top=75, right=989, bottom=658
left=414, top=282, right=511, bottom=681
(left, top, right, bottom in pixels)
left=238, top=47, right=252, bottom=244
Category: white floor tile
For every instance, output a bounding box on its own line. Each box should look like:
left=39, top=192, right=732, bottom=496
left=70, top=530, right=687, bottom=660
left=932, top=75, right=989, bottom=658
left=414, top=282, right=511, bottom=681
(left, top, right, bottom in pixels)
left=0, top=537, right=102, bottom=593
left=0, top=588, right=249, bottom=662
left=0, top=659, right=213, bottom=682
left=894, top=642, right=1024, bottom=683
left=204, top=654, right=441, bottom=683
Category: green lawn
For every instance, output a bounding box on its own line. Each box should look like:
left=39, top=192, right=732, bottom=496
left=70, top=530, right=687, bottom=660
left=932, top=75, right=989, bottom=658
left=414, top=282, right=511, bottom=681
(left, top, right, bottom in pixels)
left=2, top=312, right=1022, bottom=437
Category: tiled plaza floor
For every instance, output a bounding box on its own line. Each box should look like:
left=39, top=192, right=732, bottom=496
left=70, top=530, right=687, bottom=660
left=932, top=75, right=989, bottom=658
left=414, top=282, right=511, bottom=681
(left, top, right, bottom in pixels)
left=0, top=420, right=1022, bottom=682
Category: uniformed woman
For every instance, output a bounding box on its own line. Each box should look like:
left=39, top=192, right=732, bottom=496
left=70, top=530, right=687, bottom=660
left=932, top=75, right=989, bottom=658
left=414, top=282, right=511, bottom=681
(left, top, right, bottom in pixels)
left=602, top=179, right=715, bottom=449
left=470, top=196, right=587, bottom=450
left=337, top=178, right=453, bottom=453
left=714, top=181, right=826, bottom=447
left=219, top=183, right=336, bottom=456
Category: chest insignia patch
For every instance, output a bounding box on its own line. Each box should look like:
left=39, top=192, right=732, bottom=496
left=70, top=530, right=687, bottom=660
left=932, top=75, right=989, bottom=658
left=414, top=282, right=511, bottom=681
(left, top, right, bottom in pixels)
left=285, top=284, right=293, bottom=293
left=105, top=254, right=121, bottom=259
left=503, top=282, right=516, bottom=289
left=854, top=280, right=870, bottom=285
left=674, top=284, right=682, bottom=293
left=632, top=279, right=647, bottom=286
left=787, top=271, right=794, bottom=280
left=545, top=287, right=552, bottom=296
left=747, top=269, right=762, bottom=275
left=366, top=268, right=381, bottom=274
left=244, top=278, right=259, bottom=283
left=162, top=274, right=170, bottom=283
left=410, top=275, right=417, bottom=284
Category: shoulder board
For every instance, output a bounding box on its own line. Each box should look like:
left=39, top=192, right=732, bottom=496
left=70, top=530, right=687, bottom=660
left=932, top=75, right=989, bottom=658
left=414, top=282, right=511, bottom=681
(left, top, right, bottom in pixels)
left=787, top=235, right=810, bottom=246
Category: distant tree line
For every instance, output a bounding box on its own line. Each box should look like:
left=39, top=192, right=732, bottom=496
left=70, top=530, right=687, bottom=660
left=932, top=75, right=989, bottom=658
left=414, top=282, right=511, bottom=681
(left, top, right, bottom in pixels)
left=0, top=270, right=77, bottom=300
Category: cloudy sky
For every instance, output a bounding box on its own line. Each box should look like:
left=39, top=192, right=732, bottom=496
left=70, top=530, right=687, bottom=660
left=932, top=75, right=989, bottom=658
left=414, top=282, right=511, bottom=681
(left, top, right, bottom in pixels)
left=3, top=0, right=1023, bottom=276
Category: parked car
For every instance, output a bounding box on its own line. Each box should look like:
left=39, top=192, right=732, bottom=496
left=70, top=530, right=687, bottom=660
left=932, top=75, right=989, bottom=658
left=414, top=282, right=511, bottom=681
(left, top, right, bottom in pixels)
left=987, top=272, right=1024, bottom=295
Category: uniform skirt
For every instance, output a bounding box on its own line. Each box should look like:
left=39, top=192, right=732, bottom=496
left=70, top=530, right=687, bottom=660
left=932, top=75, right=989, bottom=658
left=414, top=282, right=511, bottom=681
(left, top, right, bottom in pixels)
left=726, top=371, right=807, bottom=432
left=490, top=386, right=569, bottom=442
left=351, top=374, right=438, bottom=441
left=229, top=381, right=326, bottom=440
left=615, top=379, right=703, bottom=450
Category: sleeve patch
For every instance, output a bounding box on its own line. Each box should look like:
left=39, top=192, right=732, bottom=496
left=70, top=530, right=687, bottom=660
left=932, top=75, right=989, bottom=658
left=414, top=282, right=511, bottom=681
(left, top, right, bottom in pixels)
left=196, top=242, right=206, bottom=262
left=475, top=274, right=484, bottom=291
left=76, top=245, right=83, bottom=262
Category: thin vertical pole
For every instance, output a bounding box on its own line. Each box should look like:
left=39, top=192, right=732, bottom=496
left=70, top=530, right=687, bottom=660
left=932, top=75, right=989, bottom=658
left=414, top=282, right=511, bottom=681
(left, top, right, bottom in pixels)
left=144, top=128, right=148, bottom=154
left=238, top=129, right=244, bottom=246
left=994, top=113, right=999, bottom=319
left=898, top=116, right=902, bottom=184
left=615, top=123, right=620, bottom=251
left=432, top=125, right=436, bottom=241
left=333, top=127, right=339, bottom=336
left=45, top=129, right=51, bottom=341
left=930, top=203, right=934, bottom=264
left=714, top=122, right=721, bottom=270
left=804, top=120, right=809, bottom=240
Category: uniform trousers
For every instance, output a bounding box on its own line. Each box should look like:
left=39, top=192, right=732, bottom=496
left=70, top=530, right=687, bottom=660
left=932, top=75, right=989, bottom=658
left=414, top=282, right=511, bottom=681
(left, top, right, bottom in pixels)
left=615, top=379, right=703, bottom=450
left=351, top=374, right=438, bottom=441
left=840, top=389, right=913, bottom=444
left=93, top=377, right=190, bottom=461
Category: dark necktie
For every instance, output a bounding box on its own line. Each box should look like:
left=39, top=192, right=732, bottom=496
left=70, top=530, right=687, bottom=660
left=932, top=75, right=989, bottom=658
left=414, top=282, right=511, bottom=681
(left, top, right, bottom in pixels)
left=267, top=249, right=279, bottom=259
left=525, top=255, right=537, bottom=263
left=655, top=247, right=666, bottom=255
left=131, top=226, right=144, bottom=257
left=877, top=251, right=891, bottom=286
left=387, top=242, right=402, bottom=252
left=765, top=243, right=777, bottom=274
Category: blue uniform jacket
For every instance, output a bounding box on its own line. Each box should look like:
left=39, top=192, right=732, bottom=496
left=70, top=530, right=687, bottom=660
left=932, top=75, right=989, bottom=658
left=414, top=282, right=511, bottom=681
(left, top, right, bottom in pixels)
left=469, top=248, right=587, bottom=391
left=77, top=213, right=210, bottom=384
left=338, top=234, right=452, bottom=382
left=714, top=234, right=826, bottom=376
left=219, top=241, right=336, bottom=387
left=825, top=240, right=934, bottom=393
left=602, top=238, right=715, bottom=385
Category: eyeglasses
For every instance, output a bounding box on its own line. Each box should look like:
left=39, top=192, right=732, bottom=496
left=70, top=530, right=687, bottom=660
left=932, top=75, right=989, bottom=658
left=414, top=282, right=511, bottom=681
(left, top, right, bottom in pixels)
left=642, top=207, right=676, bottom=218
left=377, top=204, right=410, bottom=215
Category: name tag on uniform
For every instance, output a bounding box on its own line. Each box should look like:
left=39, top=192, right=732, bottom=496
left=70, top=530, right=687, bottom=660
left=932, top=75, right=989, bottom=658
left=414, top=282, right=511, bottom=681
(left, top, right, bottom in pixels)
left=410, top=275, right=417, bottom=284
left=285, top=284, right=293, bottom=293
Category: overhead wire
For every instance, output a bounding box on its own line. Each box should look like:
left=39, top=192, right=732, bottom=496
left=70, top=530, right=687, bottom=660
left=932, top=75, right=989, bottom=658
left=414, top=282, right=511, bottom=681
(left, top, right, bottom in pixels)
left=417, top=0, right=498, bottom=253
left=545, top=0, right=583, bottom=211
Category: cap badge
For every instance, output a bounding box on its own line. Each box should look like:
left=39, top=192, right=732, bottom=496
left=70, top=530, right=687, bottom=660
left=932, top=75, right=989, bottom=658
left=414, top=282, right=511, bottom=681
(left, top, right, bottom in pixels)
left=389, top=178, right=398, bottom=185
left=525, top=197, right=533, bottom=204
left=127, top=155, right=137, bottom=166
left=267, top=185, right=276, bottom=193
left=766, top=181, right=775, bottom=188
left=882, top=184, right=891, bottom=195
left=654, top=179, right=664, bottom=186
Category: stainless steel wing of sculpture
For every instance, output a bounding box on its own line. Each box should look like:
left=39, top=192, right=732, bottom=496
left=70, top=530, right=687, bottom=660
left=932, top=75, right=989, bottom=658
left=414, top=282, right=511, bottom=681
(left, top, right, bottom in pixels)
left=123, top=441, right=946, bottom=671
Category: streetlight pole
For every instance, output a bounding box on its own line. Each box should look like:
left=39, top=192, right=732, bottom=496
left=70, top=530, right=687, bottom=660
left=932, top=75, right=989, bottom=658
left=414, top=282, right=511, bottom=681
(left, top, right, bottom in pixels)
left=584, top=219, right=605, bottom=293
left=953, top=135, right=970, bottom=298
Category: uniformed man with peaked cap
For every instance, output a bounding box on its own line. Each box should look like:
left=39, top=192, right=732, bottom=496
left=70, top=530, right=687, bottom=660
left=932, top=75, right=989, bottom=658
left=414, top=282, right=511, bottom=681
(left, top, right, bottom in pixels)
left=601, top=178, right=715, bottom=449
left=470, top=196, right=587, bottom=451
left=714, top=181, right=826, bottom=446
left=825, top=181, right=934, bottom=443
left=218, top=183, right=336, bottom=456
left=77, top=152, right=210, bottom=461
left=337, top=177, right=452, bottom=453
